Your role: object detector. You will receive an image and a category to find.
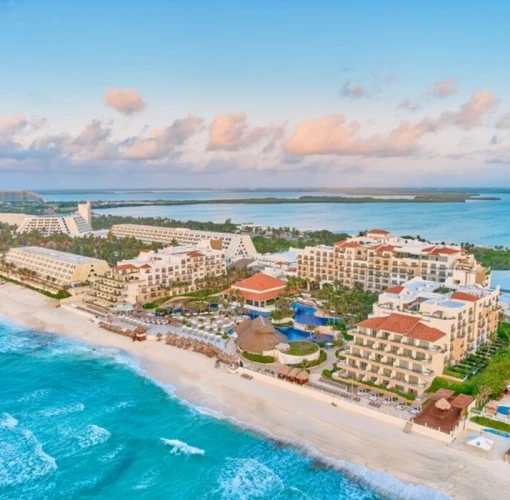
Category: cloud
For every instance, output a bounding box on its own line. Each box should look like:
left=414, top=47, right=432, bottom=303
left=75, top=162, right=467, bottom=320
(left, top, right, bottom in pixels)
left=104, top=87, right=146, bottom=115
left=430, top=78, right=457, bottom=98
left=285, top=114, right=420, bottom=157
left=495, top=112, right=510, bottom=129
left=285, top=91, right=498, bottom=157
left=123, top=114, right=204, bottom=160
left=207, top=113, right=284, bottom=151
left=398, top=99, right=420, bottom=112
left=339, top=80, right=369, bottom=99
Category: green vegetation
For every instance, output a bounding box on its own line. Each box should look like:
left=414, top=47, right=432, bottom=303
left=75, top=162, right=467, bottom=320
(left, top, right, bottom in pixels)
left=242, top=352, right=275, bottom=364
left=428, top=376, right=477, bottom=396
left=471, top=417, right=510, bottom=433
left=464, top=243, right=510, bottom=271
left=498, top=322, right=510, bottom=341
left=317, top=282, right=378, bottom=326
left=273, top=321, right=294, bottom=327
left=287, top=341, right=319, bottom=356
left=476, top=348, right=510, bottom=397
left=143, top=296, right=171, bottom=309
left=0, top=223, right=163, bottom=265
left=0, top=273, right=70, bottom=300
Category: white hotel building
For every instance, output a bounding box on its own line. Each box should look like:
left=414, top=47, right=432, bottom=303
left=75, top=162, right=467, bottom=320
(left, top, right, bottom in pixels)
left=110, top=224, right=257, bottom=263
left=297, top=229, right=488, bottom=292
left=0, top=202, right=93, bottom=237
left=4, top=246, right=110, bottom=287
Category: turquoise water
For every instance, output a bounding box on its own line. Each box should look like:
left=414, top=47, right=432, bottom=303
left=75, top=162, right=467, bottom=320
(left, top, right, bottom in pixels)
left=89, top=192, right=510, bottom=246
left=0, top=320, right=445, bottom=499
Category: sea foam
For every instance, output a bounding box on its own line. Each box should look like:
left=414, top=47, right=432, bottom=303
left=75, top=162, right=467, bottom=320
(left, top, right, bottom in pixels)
left=77, top=425, right=111, bottom=449
left=160, top=438, right=205, bottom=456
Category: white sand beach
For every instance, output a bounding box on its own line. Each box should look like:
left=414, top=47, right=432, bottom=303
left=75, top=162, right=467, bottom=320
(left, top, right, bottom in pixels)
left=1, top=283, right=509, bottom=500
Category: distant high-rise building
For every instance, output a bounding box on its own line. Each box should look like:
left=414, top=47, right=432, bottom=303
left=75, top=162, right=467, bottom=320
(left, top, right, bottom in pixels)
left=0, top=190, right=43, bottom=202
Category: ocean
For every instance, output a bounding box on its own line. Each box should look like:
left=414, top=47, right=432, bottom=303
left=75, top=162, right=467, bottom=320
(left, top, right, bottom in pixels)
left=0, top=320, right=445, bottom=500
left=41, top=189, right=510, bottom=246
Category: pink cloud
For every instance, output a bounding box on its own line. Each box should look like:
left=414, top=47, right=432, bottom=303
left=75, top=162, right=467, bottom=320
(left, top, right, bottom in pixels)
left=286, top=91, right=498, bottom=156
left=431, top=78, right=457, bottom=98
left=104, top=87, right=146, bottom=115
left=207, top=113, right=284, bottom=151
left=123, top=114, right=203, bottom=160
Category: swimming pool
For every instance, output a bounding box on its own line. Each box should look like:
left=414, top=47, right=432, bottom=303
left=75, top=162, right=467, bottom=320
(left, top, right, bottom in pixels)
left=483, top=428, right=510, bottom=439
left=292, top=302, right=341, bottom=327
left=497, top=405, right=510, bottom=415
left=276, top=326, right=334, bottom=343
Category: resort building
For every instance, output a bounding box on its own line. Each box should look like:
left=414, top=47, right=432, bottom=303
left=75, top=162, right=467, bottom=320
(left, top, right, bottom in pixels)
left=373, top=278, right=500, bottom=362
left=339, top=313, right=449, bottom=397
left=0, top=213, right=29, bottom=226
left=88, top=245, right=226, bottom=308
left=222, top=272, right=287, bottom=311
left=4, top=246, right=110, bottom=287
left=0, top=202, right=93, bottom=237
left=0, top=190, right=43, bottom=202
left=110, top=224, right=257, bottom=263
left=337, top=277, right=501, bottom=396
left=297, top=229, right=488, bottom=291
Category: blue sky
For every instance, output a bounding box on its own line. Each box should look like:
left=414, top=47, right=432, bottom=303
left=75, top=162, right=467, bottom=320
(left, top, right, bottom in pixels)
left=1, top=0, right=510, bottom=188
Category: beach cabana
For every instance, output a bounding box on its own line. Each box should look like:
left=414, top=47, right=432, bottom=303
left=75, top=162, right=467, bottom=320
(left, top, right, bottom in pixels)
left=296, top=371, right=309, bottom=385
left=134, top=326, right=147, bottom=342
left=277, top=364, right=292, bottom=379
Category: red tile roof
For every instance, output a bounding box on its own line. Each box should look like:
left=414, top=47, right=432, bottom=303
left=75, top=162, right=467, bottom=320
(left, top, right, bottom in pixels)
left=232, top=272, right=286, bottom=292
left=220, top=287, right=284, bottom=303
left=370, top=244, right=395, bottom=252
left=334, top=240, right=360, bottom=248
left=451, top=291, right=479, bottom=302
left=113, top=264, right=138, bottom=271
left=423, top=246, right=460, bottom=256
left=188, top=251, right=205, bottom=258
left=385, top=285, right=404, bottom=294
left=357, top=313, right=445, bottom=342
left=367, top=229, right=390, bottom=235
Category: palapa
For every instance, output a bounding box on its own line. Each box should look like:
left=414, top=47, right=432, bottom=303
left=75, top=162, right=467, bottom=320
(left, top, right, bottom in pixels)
left=435, top=398, right=452, bottom=411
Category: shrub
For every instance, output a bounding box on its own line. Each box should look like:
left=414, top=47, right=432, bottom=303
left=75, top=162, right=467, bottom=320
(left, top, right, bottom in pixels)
left=0, top=273, right=70, bottom=300
left=471, top=416, right=510, bottom=433
left=242, top=352, right=275, bottom=364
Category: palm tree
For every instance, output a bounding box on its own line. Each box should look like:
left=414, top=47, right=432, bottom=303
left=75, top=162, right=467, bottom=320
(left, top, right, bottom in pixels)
left=476, top=385, right=491, bottom=409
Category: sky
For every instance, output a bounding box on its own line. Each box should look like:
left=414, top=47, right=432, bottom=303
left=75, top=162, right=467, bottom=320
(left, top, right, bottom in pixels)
left=1, top=0, right=510, bottom=189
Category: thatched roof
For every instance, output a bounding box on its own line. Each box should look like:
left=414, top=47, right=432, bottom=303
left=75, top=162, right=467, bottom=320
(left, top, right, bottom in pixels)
left=296, top=371, right=309, bottom=382
left=278, top=365, right=292, bottom=376
left=435, top=398, right=452, bottom=411
left=287, top=368, right=300, bottom=379
left=236, top=316, right=287, bottom=354
left=134, top=326, right=147, bottom=334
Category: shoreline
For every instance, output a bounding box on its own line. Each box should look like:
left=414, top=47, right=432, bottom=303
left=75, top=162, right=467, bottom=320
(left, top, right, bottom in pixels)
left=1, top=284, right=510, bottom=499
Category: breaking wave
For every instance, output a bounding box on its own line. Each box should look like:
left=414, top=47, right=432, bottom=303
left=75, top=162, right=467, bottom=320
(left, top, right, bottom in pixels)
left=160, top=438, right=205, bottom=456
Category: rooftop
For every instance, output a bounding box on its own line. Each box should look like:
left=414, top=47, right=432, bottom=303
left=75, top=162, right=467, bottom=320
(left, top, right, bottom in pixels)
left=357, top=313, right=445, bottom=342
left=232, top=272, right=286, bottom=292
left=8, top=246, right=105, bottom=265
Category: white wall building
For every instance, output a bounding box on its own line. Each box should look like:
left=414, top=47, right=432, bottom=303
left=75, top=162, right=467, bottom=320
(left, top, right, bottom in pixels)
left=110, top=224, right=257, bottom=262
left=4, top=246, right=110, bottom=287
